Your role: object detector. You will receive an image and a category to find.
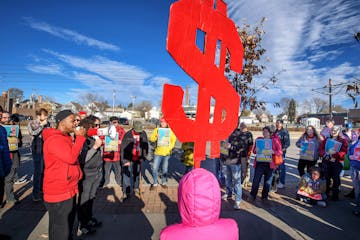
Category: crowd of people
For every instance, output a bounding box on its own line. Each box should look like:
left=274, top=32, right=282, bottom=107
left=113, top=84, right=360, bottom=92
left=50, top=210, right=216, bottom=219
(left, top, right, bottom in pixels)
left=1, top=105, right=360, bottom=239
left=219, top=118, right=360, bottom=216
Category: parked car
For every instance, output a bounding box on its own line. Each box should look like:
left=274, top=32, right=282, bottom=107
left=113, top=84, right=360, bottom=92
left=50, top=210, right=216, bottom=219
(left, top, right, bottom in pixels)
left=119, top=117, right=129, bottom=125
left=101, top=120, right=110, bottom=125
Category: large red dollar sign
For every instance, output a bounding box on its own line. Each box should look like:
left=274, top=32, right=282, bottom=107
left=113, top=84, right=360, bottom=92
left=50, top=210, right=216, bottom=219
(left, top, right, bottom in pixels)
left=163, top=0, right=243, bottom=168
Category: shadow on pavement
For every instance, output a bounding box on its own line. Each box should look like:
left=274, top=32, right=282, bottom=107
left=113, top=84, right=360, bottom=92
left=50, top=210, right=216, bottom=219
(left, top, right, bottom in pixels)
left=0, top=182, right=46, bottom=240
left=159, top=192, right=180, bottom=226
left=88, top=187, right=154, bottom=240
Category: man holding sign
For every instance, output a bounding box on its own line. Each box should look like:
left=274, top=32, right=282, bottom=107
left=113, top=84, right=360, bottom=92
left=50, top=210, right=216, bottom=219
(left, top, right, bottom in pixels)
left=319, top=126, right=348, bottom=201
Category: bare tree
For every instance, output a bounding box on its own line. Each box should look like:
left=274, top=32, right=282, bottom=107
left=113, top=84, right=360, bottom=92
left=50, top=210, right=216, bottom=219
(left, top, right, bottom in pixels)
left=135, top=100, right=152, bottom=118
left=280, top=97, right=291, bottom=115
left=8, top=88, right=24, bottom=102
left=313, top=97, right=328, bottom=113
left=227, top=17, right=284, bottom=114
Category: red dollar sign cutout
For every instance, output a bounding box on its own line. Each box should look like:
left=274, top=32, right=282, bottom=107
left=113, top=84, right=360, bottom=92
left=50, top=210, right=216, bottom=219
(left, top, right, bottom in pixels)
left=163, top=0, right=243, bottom=168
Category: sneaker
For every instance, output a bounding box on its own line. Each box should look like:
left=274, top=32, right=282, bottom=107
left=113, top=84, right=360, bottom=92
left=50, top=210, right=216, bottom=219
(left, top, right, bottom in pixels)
left=160, top=184, right=168, bottom=189
left=150, top=184, right=158, bottom=190
left=77, top=226, right=95, bottom=237
left=233, top=201, right=241, bottom=210
left=221, top=193, right=232, bottom=200
left=277, top=183, right=285, bottom=189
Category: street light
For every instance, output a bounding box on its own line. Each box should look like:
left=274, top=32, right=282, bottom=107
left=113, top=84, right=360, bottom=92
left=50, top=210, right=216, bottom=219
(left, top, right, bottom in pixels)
left=131, top=95, right=136, bottom=121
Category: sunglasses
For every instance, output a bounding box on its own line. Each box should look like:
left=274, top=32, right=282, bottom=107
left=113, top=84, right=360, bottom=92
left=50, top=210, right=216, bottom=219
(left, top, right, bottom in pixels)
left=95, top=124, right=100, bottom=127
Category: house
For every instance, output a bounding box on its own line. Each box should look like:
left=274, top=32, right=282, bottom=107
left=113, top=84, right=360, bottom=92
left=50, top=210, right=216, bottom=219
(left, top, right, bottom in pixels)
left=145, top=106, right=161, bottom=120
left=62, top=102, right=82, bottom=113
left=103, top=107, right=125, bottom=118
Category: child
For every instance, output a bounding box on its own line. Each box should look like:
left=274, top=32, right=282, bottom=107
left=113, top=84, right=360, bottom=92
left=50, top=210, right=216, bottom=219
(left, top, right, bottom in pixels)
left=160, top=168, right=239, bottom=240
left=296, top=166, right=327, bottom=207
left=181, top=142, right=194, bottom=174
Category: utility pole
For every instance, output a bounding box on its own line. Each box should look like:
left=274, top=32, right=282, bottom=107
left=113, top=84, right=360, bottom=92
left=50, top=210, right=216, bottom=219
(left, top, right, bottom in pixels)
left=329, top=79, right=332, bottom=119
left=112, top=90, right=115, bottom=114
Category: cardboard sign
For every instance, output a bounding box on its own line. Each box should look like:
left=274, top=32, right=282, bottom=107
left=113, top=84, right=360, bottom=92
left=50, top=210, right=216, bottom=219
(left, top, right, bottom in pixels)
left=157, top=128, right=171, bottom=147
left=350, top=141, right=360, bottom=161
left=3, top=125, right=19, bottom=151
left=163, top=0, right=244, bottom=168
left=297, top=189, right=322, bottom=200
left=256, top=139, right=272, bottom=162
left=104, top=133, right=119, bottom=152
left=300, top=141, right=315, bottom=160
left=325, top=139, right=342, bottom=154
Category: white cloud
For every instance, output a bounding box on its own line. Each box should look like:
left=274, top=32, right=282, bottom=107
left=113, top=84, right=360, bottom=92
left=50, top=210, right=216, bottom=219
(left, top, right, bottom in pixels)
left=26, top=50, right=169, bottom=106
left=23, top=17, right=120, bottom=51
left=26, top=64, right=65, bottom=76
left=225, top=0, right=360, bottom=111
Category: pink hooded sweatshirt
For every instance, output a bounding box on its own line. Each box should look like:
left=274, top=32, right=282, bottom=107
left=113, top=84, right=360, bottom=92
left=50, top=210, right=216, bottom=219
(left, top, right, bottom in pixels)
left=160, top=168, right=239, bottom=240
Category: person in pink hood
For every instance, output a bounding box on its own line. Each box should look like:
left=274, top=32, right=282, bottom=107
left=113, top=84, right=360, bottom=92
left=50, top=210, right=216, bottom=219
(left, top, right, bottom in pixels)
left=160, top=168, right=239, bottom=240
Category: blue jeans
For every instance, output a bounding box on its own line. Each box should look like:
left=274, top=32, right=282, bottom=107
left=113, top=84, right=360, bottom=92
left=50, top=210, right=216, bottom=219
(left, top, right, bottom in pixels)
left=122, top=161, right=141, bottom=194
left=223, top=164, right=242, bottom=202
left=278, top=153, right=286, bottom=184
left=152, top=155, right=170, bottom=185
left=351, top=166, right=360, bottom=212
left=250, top=162, right=274, bottom=199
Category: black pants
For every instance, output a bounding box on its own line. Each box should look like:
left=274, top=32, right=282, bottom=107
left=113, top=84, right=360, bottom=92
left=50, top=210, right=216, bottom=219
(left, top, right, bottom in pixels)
left=78, top=172, right=101, bottom=228
left=297, top=159, right=316, bottom=177
left=44, top=197, right=77, bottom=240
left=323, top=160, right=342, bottom=198
left=122, top=161, right=141, bottom=194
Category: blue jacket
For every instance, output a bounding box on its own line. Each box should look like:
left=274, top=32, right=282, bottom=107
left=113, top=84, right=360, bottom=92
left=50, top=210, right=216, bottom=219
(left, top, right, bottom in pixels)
left=348, top=140, right=360, bottom=170
left=275, top=127, right=290, bottom=153
left=0, top=125, right=12, bottom=177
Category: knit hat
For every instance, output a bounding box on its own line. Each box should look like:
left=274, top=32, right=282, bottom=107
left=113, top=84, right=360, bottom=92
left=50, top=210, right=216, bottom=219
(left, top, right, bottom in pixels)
left=56, top=110, right=73, bottom=124
left=133, top=121, right=143, bottom=132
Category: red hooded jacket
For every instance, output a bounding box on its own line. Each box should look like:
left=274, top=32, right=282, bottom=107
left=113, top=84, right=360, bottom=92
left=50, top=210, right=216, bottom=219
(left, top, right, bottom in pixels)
left=42, top=128, right=85, bottom=203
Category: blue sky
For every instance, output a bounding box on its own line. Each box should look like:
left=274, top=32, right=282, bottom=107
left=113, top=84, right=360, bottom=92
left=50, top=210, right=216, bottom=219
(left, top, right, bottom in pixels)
left=0, top=0, right=359, bottom=114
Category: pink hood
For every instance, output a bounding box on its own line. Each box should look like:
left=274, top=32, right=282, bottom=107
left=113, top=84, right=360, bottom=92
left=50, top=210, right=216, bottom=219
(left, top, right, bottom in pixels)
left=178, top=168, right=220, bottom=226
left=160, top=168, right=239, bottom=240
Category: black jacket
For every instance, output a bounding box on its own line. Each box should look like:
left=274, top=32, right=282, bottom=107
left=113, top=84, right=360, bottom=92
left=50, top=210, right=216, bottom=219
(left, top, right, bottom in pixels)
left=121, top=129, right=149, bottom=165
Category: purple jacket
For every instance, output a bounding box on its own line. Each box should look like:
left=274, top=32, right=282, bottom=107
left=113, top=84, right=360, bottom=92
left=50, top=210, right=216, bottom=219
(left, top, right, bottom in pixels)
left=160, top=168, right=239, bottom=240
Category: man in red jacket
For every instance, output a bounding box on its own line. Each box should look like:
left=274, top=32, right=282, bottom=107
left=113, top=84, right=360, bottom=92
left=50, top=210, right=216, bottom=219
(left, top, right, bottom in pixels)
left=42, top=110, right=86, bottom=240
